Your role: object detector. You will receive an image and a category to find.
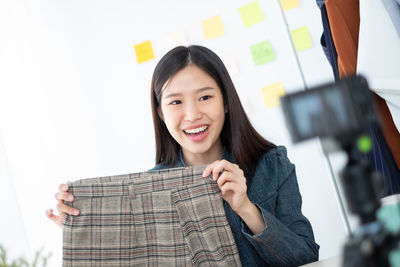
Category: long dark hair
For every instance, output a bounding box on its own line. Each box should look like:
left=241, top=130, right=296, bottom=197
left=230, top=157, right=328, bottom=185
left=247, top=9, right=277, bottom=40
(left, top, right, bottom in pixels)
left=150, top=45, right=276, bottom=178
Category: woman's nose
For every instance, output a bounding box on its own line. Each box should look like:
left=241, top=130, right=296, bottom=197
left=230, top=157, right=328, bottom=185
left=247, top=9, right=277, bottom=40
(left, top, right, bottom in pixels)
left=184, top=103, right=202, bottom=121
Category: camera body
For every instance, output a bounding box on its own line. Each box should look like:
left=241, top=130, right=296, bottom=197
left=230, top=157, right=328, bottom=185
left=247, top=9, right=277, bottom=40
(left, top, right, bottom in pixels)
left=280, top=76, right=377, bottom=145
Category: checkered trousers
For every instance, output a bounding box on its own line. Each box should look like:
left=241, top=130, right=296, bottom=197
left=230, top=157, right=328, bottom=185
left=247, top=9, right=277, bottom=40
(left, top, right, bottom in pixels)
left=63, top=166, right=242, bottom=267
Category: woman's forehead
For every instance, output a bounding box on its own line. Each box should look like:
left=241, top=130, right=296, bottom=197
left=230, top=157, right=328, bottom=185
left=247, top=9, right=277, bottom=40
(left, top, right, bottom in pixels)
left=161, top=65, right=220, bottom=96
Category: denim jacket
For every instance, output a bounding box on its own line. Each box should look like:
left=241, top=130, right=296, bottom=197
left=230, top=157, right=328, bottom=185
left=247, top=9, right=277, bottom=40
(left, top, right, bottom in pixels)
left=151, top=146, right=319, bottom=266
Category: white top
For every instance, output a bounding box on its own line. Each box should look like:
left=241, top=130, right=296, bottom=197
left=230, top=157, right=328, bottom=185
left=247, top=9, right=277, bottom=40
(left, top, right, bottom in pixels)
left=357, top=0, right=400, bottom=131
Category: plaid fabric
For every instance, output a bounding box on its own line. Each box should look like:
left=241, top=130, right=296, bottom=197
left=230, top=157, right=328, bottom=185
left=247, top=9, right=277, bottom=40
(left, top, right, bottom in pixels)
left=63, top=166, right=242, bottom=267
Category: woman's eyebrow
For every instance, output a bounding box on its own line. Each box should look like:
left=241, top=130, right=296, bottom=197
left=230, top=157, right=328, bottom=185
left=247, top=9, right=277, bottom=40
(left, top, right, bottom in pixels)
left=163, top=92, right=182, bottom=99
left=196, top=86, right=215, bottom=93
left=163, top=87, right=215, bottom=99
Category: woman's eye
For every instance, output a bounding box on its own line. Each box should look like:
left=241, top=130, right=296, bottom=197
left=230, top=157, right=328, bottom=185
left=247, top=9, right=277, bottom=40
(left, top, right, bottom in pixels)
left=199, top=95, right=212, bottom=101
left=170, top=100, right=182, bottom=105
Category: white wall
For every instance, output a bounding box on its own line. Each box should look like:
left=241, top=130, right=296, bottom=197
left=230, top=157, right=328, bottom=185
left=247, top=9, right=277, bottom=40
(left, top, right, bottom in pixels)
left=0, top=0, right=347, bottom=265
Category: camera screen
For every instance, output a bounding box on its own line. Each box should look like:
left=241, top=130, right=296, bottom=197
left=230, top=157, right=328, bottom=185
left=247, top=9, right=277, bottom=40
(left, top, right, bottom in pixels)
left=281, top=83, right=358, bottom=142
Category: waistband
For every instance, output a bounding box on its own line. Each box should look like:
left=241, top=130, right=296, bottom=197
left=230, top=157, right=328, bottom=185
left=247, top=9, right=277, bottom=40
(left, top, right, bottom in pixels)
left=67, top=166, right=214, bottom=197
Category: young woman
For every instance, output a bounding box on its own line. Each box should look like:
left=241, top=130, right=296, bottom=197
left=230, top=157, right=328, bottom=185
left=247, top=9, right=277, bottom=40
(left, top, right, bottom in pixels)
left=47, top=45, right=319, bottom=266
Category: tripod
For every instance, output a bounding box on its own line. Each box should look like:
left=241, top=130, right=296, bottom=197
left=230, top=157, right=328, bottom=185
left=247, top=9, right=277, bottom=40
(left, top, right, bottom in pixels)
left=340, top=145, right=400, bottom=267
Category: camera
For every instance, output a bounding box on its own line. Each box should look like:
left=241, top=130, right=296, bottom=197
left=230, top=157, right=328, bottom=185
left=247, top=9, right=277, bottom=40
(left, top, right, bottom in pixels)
left=280, top=76, right=400, bottom=267
left=280, top=76, right=377, bottom=145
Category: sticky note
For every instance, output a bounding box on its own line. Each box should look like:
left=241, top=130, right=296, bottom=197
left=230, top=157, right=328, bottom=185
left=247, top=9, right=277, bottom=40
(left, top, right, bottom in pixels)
left=280, top=0, right=300, bottom=11
left=239, top=1, right=265, bottom=27
left=202, top=15, right=225, bottom=40
left=134, top=40, right=155, bottom=63
left=261, top=82, right=285, bottom=108
left=165, top=29, right=188, bottom=50
left=250, top=40, right=275, bottom=66
left=291, top=26, right=312, bottom=52
left=220, top=53, right=239, bottom=76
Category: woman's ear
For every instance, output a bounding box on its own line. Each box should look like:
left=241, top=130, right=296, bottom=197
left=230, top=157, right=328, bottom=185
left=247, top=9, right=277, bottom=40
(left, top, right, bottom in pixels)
left=157, top=107, right=164, bottom=121
left=224, top=105, right=228, bottom=114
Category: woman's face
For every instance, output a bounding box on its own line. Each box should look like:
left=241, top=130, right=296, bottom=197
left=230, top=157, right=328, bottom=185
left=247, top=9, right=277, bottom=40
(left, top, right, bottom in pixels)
left=159, top=64, right=225, bottom=161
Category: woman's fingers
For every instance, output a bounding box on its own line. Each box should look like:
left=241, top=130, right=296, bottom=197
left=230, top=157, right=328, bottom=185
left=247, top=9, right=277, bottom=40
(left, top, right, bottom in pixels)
left=56, top=202, right=80, bottom=216
left=220, top=181, right=237, bottom=195
left=46, top=209, right=55, bottom=219
left=54, top=183, right=80, bottom=215
left=202, top=160, right=220, bottom=178
left=46, top=209, right=64, bottom=227
left=47, top=183, right=79, bottom=227
left=216, top=171, right=236, bottom=188
left=204, top=160, right=229, bottom=181
left=58, top=183, right=69, bottom=192
left=211, top=160, right=226, bottom=181
left=55, top=191, right=74, bottom=202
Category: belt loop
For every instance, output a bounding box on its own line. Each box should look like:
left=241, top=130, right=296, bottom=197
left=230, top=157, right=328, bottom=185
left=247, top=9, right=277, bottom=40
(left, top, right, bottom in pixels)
left=128, top=183, right=135, bottom=198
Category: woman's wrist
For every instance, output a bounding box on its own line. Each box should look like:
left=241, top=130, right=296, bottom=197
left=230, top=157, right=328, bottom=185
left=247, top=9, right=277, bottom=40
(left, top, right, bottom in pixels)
left=235, top=198, right=255, bottom=217
left=236, top=199, right=266, bottom=235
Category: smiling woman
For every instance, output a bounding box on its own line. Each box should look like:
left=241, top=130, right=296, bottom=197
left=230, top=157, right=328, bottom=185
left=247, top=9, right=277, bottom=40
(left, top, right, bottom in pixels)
left=150, top=46, right=320, bottom=265
left=49, top=45, right=320, bottom=266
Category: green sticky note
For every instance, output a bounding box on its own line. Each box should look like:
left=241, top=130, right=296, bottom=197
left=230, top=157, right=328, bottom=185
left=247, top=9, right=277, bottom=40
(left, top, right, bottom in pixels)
left=250, top=40, right=275, bottom=66
left=291, top=26, right=312, bottom=52
left=239, top=1, right=265, bottom=27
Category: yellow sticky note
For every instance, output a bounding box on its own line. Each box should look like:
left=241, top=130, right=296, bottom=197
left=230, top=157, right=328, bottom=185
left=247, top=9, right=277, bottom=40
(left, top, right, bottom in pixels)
left=134, top=40, right=155, bottom=63
left=202, top=15, right=225, bottom=40
left=239, top=1, right=265, bottom=27
left=261, top=82, right=285, bottom=108
left=291, top=26, right=312, bottom=52
left=280, top=0, right=300, bottom=11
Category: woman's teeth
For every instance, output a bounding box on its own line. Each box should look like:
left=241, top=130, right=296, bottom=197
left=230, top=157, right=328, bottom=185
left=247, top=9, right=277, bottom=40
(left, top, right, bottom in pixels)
left=184, top=126, right=208, bottom=134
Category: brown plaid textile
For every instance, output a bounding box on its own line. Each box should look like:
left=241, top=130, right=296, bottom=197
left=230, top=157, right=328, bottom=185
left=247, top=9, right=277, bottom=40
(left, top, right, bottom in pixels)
left=63, top=166, right=242, bottom=267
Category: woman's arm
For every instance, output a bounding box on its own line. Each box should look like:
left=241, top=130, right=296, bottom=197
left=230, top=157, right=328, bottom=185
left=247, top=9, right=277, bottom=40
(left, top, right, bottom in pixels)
left=239, top=149, right=319, bottom=266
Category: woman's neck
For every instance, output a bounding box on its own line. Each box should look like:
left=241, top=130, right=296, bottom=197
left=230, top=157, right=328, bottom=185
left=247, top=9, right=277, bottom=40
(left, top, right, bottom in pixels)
left=182, top=142, right=224, bottom=166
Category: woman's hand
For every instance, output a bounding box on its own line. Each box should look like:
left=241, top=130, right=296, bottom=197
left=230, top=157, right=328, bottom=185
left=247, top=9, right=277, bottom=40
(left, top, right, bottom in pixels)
left=202, top=160, right=252, bottom=214
left=46, top=184, right=80, bottom=227
left=203, top=160, right=266, bottom=235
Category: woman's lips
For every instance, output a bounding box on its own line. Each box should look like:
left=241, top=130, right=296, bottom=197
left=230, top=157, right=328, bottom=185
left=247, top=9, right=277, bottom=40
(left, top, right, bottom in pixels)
left=183, top=126, right=210, bottom=142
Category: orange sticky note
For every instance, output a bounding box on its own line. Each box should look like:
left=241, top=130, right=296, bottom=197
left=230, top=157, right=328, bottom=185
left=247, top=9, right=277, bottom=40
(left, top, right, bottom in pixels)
left=280, top=0, right=300, bottom=11
left=202, top=15, right=225, bottom=40
left=134, top=40, right=155, bottom=63
left=261, top=82, right=285, bottom=108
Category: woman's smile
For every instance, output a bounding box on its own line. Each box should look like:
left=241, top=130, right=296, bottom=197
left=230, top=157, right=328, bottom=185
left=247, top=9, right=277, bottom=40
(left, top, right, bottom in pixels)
left=183, top=124, right=210, bottom=142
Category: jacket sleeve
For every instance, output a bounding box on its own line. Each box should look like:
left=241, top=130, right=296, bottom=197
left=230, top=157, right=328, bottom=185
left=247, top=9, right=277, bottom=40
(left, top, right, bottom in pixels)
left=240, top=148, right=320, bottom=266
